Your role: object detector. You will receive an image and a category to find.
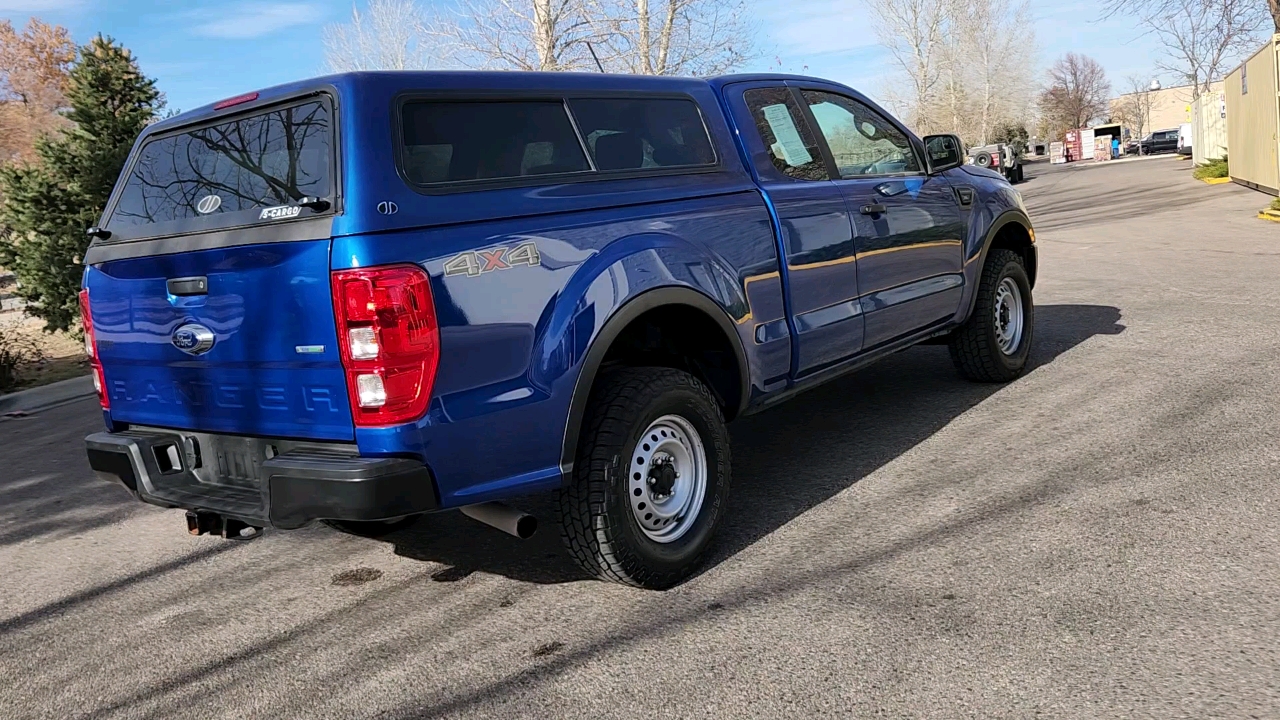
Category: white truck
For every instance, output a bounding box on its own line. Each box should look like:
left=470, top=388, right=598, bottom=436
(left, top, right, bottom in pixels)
left=967, top=143, right=1024, bottom=184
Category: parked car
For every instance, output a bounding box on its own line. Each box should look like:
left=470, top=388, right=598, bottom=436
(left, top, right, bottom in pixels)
left=967, top=143, right=1024, bottom=183
left=1129, top=128, right=1180, bottom=155
left=82, top=71, right=1037, bottom=589
left=1177, top=123, right=1192, bottom=156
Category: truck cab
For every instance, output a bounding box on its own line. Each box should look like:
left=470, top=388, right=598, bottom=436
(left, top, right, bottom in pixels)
left=84, top=71, right=1036, bottom=588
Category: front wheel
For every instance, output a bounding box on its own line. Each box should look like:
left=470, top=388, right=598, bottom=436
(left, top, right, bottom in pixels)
left=559, top=367, right=731, bottom=589
left=949, top=249, right=1033, bottom=382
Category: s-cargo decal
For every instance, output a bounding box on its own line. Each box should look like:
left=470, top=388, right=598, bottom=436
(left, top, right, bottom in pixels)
left=260, top=205, right=304, bottom=221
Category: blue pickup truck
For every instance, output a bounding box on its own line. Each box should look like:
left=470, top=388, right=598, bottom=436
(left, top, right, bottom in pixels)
left=82, top=71, right=1036, bottom=589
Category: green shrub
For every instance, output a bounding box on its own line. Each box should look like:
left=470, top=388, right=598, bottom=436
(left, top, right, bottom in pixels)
left=1192, top=156, right=1229, bottom=180
left=0, top=36, right=161, bottom=332
left=1270, top=198, right=1280, bottom=212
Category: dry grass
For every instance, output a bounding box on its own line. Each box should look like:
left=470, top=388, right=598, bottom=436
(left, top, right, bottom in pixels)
left=0, top=310, right=88, bottom=393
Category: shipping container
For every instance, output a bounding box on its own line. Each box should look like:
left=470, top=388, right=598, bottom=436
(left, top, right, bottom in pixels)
left=1225, top=35, right=1280, bottom=195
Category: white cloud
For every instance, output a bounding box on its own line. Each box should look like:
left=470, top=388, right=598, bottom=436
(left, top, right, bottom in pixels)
left=187, top=2, right=325, bottom=40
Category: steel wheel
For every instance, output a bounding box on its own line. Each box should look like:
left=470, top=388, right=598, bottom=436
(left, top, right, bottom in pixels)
left=993, top=276, right=1024, bottom=355
left=627, top=414, right=708, bottom=544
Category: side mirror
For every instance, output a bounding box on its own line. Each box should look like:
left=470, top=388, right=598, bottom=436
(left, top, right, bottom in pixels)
left=923, top=134, right=964, bottom=174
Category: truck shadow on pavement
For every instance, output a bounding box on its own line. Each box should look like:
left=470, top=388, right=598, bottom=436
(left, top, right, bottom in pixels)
left=0, top=410, right=142, bottom=550
left=383, top=303, right=1125, bottom=584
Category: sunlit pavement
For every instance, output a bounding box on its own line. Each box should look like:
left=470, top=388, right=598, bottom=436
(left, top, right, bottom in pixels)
left=3, top=156, right=1279, bottom=719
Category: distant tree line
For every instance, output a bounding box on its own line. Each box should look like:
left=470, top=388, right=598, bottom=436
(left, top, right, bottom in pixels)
left=322, top=0, right=757, bottom=76
left=866, top=0, right=1036, bottom=146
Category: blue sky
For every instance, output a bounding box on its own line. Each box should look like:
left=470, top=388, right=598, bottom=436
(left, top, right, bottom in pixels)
left=0, top=0, right=1172, bottom=115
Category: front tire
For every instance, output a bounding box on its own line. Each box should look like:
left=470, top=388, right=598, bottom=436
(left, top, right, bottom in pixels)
left=949, top=249, right=1033, bottom=382
left=559, top=367, right=731, bottom=589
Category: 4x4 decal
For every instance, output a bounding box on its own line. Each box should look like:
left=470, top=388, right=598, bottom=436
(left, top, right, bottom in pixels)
left=443, top=241, right=541, bottom=277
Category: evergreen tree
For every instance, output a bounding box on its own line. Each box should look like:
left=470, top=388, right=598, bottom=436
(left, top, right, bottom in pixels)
left=0, top=35, right=161, bottom=331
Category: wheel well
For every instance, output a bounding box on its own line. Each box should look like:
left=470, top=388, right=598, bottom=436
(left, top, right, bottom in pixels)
left=598, top=304, right=744, bottom=421
left=990, top=221, right=1036, bottom=287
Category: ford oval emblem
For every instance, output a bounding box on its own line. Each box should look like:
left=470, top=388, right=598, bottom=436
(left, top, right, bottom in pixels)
left=171, top=323, right=215, bottom=356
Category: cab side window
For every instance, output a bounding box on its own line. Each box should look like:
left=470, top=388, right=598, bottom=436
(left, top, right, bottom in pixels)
left=743, top=87, right=829, bottom=181
left=801, top=90, right=921, bottom=177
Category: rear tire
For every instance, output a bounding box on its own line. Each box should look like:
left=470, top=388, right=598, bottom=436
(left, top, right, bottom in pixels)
left=949, top=249, right=1033, bottom=382
left=974, top=151, right=993, bottom=167
left=559, top=367, right=731, bottom=589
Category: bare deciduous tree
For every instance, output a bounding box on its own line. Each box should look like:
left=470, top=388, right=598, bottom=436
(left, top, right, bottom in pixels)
left=586, top=0, right=754, bottom=75
left=869, top=0, right=950, bottom=133
left=1103, top=0, right=1268, bottom=98
left=323, top=0, right=438, bottom=71
left=1111, top=75, right=1155, bottom=142
left=429, top=0, right=600, bottom=71
left=1038, top=53, right=1111, bottom=139
left=872, top=0, right=1035, bottom=143
left=960, top=0, right=1035, bottom=145
left=323, top=0, right=754, bottom=75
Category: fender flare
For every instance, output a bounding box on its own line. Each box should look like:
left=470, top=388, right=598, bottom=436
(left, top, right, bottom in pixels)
left=962, top=208, right=1035, bottom=319
left=558, top=285, right=751, bottom=478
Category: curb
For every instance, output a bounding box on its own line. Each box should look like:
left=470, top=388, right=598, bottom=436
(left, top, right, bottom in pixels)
left=1059, top=154, right=1172, bottom=168
left=1200, top=176, right=1231, bottom=185
left=1258, top=209, right=1280, bottom=223
left=0, top=374, right=95, bottom=415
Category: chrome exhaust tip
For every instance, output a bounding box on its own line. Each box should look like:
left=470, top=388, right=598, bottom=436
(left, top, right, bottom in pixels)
left=459, top=502, right=537, bottom=539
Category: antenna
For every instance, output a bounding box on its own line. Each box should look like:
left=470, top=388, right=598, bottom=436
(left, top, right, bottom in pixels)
left=587, top=42, right=604, bottom=73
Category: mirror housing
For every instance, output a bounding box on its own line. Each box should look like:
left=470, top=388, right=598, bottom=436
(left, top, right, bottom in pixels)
left=923, top=134, right=965, bottom=174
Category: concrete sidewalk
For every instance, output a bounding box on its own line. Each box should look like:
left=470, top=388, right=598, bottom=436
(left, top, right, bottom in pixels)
left=0, top=374, right=95, bottom=415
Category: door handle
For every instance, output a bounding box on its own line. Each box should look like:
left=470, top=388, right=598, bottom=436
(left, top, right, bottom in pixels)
left=167, top=276, right=208, bottom=296
left=859, top=203, right=887, bottom=215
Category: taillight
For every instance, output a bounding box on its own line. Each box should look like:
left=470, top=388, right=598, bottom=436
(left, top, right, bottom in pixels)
left=79, top=289, right=109, bottom=409
left=331, top=265, right=439, bottom=427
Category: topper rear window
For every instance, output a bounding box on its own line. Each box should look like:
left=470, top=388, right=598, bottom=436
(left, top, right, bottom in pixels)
left=400, top=101, right=591, bottom=186
left=105, top=97, right=334, bottom=239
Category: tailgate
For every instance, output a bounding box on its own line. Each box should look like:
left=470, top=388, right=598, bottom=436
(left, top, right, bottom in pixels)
left=86, top=239, right=354, bottom=441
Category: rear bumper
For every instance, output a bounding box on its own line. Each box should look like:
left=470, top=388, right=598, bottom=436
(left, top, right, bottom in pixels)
left=85, top=429, right=438, bottom=529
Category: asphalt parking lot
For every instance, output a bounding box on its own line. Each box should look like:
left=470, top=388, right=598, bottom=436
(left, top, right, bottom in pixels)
left=3, top=155, right=1280, bottom=719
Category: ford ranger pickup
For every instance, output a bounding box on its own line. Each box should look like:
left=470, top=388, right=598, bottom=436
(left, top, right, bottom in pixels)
left=82, top=72, right=1037, bottom=589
